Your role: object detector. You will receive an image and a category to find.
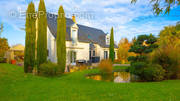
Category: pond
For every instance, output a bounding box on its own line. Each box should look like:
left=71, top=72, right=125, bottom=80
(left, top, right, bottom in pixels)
left=86, top=71, right=139, bottom=83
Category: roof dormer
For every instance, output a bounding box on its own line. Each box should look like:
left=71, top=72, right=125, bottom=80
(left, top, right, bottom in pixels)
left=71, top=15, right=79, bottom=45
left=106, top=33, right=110, bottom=45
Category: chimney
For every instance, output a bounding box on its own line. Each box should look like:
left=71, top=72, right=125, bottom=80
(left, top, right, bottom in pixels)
left=72, top=14, right=76, bottom=23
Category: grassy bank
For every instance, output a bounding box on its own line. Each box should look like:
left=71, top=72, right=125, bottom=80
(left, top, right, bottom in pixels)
left=0, top=63, right=179, bottom=101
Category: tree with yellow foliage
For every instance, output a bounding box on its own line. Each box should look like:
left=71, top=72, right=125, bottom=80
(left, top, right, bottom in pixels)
left=117, top=38, right=135, bottom=64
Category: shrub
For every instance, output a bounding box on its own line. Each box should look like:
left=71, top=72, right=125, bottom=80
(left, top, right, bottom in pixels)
left=39, top=62, right=63, bottom=77
left=152, top=47, right=180, bottom=79
left=0, top=57, right=6, bottom=63
left=143, top=64, right=165, bottom=81
left=129, top=62, right=147, bottom=76
left=79, top=65, right=87, bottom=71
left=98, top=60, right=113, bottom=74
left=129, top=62, right=165, bottom=81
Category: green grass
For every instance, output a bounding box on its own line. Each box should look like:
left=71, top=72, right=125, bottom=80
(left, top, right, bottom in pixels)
left=113, top=66, right=129, bottom=70
left=0, top=63, right=180, bottom=101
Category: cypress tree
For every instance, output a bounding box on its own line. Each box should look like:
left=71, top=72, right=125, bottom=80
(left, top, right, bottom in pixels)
left=24, top=2, right=36, bottom=73
left=37, top=0, right=47, bottom=69
left=109, top=27, right=115, bottom=62
left=57, top=6, right=66, bottom=72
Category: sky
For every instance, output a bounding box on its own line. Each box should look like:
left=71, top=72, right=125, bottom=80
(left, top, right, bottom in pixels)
left=0, top=0, right=179, bottom=46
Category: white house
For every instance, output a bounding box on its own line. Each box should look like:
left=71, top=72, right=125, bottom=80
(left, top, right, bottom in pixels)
left=46, top=13, right=118, bottom=65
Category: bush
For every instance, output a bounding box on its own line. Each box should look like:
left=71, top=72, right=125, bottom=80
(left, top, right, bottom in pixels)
left=143, top=64, right=165, bottom=81
left=79, top=65, right=87, bottom=71
left=129, top=62, right=147, bottom=76
left=98, top=60, right=113, bottom=74
left=152, top=47, right=180, bottom=79
left=0, top=57, right=6, bottom=63
left=39, top=62, right=63, bottom=77
left=129, top=62, right=165, bottom=81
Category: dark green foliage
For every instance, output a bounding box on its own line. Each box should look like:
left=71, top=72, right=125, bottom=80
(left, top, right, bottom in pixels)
left=0, top=38, right=9, bottom=57
left=128, top=34, right=158, bottom=62
left=129, top=62, right=165, bottom=81
left=39, top=62, right=63, bottom=77
left=57, top=6, right=66, bottom=72
left=143, top=64, right=165, bottom=81
left=109, top=27, right=115, bottom=62
left=128, top=34, right=162, bottom=81
left=37, top=0, right=47, bottom=70
left=24, top=2, right=36, bottom=73
left=129, top=62, right=147, bottom=76
left=128, top=56, right=147, bottom=63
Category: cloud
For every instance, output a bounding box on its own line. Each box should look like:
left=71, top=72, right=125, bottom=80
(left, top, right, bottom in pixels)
left=0, top=0, right=179, bottom=45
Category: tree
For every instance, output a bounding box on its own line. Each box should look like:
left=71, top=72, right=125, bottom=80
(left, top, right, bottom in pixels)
left=0, top=38, right=9, bottom=57
left=117, top=38, right=135, bottom=64
left=24, top=2, right=36, bottom=73
left=131, top=0, right=180, bottom=15
left=117, top=38, right=131, bottom=64
left=128, top=34, right=158, bottom=79
left=37, top=0, right=47, bottom=70
left=152, top=24, right=180, bottom=79
left=159, top=25, right=180, bottom=48
left=57, top=6, right=66, bottom=72
left=128, top=34, right=158, bottom=61
left=109, top=27, right=115, bottom=62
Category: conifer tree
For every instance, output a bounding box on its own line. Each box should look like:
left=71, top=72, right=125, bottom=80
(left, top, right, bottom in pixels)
left=109, top=27, right=115, bottom=62
left=24, top=2, right=36, bottom=73
left=37, top=0, right=47, bottom=69
left=57, top=6, right=66, bottom=72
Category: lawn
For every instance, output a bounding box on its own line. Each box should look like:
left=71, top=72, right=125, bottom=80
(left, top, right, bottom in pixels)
left=0, top=64, right=179, bottom=101
left=113, top=66, right=129, bottom=70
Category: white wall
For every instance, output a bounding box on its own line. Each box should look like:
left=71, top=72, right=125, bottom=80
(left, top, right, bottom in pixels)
left=47, top=27, right=90, bottom=64
left=66, top=41, right=89, bottom=65
left=47, top=26, right=118, bottom=64
left=95, top=44, right=118, bottom=60
left=47, top=27, right=57, bottom=63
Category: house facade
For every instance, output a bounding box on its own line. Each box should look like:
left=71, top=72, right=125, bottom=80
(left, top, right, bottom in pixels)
left=46, top=13, right=118, bottom=65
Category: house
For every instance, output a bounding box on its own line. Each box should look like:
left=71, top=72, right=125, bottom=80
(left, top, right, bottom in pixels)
left=46, top=13, right=118, bottom=65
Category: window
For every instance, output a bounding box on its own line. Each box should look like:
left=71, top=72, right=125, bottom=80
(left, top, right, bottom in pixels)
left=104, top=51, right=108, bottom=59
left=93, top=51, right=95, bottom=56
left=72, top=29, right=77, bottom=44
left=106, top=34, right=110, bottom=45
left=70, top=51, right=76, bottom=63
left=89, top=51, right=91, bottom=60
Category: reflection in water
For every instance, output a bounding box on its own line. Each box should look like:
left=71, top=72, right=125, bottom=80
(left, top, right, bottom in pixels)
left=87, top=72, right=133, bottom=83
left=114, top=72, right=130, bottom=83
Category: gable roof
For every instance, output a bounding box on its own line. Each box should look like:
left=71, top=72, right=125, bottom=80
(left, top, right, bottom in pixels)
left=47, top=13, right=118, bottom=48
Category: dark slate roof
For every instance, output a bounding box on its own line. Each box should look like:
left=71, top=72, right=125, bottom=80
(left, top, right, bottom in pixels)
left=47, top=13, right=118, bottom=48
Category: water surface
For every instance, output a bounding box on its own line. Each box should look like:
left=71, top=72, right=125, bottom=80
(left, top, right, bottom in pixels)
left=86, top=71, right=138, bottom=83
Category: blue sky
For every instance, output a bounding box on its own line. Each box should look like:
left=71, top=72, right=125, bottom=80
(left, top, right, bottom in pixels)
left=0, top=0, right=179, bottom=46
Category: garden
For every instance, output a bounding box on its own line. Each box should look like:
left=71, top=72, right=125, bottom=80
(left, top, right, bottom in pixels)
left=0, top=0, right=180, bottom=100
left=0, top=63, right=180, bottom=101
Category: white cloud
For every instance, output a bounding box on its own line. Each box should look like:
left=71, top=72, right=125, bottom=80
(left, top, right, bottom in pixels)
left=0, top=0, right=178, bottom=45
